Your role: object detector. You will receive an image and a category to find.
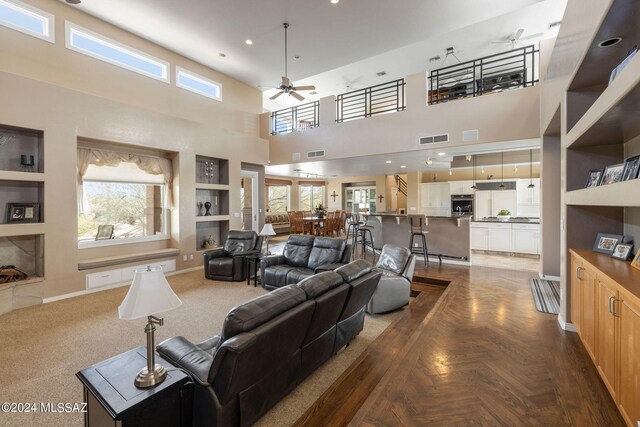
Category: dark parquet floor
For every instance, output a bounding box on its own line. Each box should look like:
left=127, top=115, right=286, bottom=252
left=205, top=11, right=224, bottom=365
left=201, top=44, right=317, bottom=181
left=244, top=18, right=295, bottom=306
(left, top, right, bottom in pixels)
left=295, top=261, right=625, bottom=427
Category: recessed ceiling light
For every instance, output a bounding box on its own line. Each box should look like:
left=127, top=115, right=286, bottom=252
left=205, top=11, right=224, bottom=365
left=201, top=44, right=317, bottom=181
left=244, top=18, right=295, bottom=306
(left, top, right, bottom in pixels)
left=309, top=91, right=317, bottom=95
left=400, top=165, right=407, bottom=168
left=437, top=152, right=445, bottom=156
left=331, top=0, right=339, bottom=4
left=376, top=71, right=387, bottom=77
left=385, top=160, right=392, bottom=164
left=293, top=55, right=301, bottom=60
left=598, top=37, right=622, bottom=48
left=429, top=56, right=441, bottom=62
left=219, top=53, right=226, bottom=58
left=245, top=39, right=253, bottom=45
left=65, top=0, right=81, bottom=4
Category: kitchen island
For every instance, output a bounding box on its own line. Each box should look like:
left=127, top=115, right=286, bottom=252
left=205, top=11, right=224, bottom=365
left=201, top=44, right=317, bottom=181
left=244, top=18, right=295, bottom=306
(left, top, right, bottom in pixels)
left=362, top=213, right=471, bottom=263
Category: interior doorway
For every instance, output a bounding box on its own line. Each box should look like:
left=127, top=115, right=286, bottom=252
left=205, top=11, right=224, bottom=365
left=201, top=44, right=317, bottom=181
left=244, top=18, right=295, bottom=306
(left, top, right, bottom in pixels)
left=241, top=170, right=259, bottom=231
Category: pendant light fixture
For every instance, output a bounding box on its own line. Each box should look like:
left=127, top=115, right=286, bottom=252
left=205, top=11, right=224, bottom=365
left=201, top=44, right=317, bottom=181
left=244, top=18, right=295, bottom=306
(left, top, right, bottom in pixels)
left=499, top=152, right=505, bottom=190
left=528, top=149, right=535, bottom=188
left=471, top=155, right=477, bottom=190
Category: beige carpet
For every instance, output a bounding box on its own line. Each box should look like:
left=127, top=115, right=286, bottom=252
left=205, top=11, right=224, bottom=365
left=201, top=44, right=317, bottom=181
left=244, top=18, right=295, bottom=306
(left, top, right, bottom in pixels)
left=0, top=270, right=398, bottom=426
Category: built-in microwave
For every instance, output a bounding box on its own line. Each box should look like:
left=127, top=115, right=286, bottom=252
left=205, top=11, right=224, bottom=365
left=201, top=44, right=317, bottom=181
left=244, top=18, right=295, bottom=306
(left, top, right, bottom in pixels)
left=451, top=194, right=473, bottom=215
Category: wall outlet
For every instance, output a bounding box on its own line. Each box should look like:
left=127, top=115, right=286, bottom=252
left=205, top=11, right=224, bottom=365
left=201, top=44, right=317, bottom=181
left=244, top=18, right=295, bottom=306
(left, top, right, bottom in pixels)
left=182, top=255, right=187, bottom=262
left=189, top=254, right=194, bottom=260
left=234, top=212, right=240, bottom=217
left=410, top=207, right=417, bottom=211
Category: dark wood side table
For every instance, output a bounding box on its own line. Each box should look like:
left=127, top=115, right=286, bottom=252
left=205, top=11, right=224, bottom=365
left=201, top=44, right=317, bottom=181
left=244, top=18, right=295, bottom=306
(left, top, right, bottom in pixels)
left=76, top=347, right=193, bottom=427
left=245, top=253, right=262, bottom=287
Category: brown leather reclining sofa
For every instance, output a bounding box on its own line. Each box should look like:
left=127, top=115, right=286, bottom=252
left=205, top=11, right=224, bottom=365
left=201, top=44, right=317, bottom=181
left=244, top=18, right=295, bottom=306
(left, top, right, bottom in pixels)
left=157, top=259, right=380, bottom=426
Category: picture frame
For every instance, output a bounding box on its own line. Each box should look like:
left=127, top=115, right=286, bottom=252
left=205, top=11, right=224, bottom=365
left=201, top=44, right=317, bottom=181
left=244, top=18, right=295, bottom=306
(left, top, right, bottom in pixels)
left=601, top=163, right=625, bottom=185
left=6, top=203, right=40, bottom=224
left=621, top=154, right=640, bottom=181
left=592, top=232, right=623, bottom=254
left=95, top=224, right=115, bottom=240
left=611, top=243, right=633, bottom=260
left=631, top=250, right=640, bottom=272
left=585, top=168, right=605, bottom=188
left=609, top=47, right=638, bottom=84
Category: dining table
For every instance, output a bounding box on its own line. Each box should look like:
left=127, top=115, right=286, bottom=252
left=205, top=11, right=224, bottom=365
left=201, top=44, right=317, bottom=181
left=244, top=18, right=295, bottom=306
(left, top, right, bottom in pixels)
left=302, top=216, right=325, bottom=235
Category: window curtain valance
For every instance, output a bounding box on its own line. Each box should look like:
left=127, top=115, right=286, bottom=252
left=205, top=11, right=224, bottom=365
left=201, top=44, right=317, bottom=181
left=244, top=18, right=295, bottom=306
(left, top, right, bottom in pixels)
left=265, top=178, right=293, bottom=186
left=297, top=180, right=326, bottom=186
left=77, top=147, right=173, bottom=212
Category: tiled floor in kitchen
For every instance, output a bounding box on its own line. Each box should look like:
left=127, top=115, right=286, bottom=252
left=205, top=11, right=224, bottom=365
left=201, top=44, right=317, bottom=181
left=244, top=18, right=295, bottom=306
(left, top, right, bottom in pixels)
left=471, top=251, right=540, bottom=272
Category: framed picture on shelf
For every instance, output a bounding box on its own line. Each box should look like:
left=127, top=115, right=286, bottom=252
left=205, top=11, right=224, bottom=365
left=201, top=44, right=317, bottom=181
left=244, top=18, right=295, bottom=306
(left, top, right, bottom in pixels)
left=609, top=46, right=638, bottom=84
left=6, top=203, right=40, bottom=224
left=601, top=163, right=625, bottom=185
left=585, top=168, right=605, bottom=188
left=631, top=251, right=640, bottom=271
left=592, top=232, right=623, bottom=254
left=611, top=243, right=634, bottom=260
left=621, top=154, right=640, bottom=181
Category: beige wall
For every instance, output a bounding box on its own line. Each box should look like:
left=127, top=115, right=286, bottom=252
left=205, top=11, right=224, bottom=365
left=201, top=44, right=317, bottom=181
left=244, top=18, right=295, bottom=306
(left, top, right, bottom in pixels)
left=0, top=1, right=268, bottom=299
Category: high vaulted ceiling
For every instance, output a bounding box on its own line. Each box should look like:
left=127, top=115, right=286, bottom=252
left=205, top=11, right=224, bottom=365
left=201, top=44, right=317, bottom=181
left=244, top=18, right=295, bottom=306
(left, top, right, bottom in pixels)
left=63, top=0, right=567, bottom=111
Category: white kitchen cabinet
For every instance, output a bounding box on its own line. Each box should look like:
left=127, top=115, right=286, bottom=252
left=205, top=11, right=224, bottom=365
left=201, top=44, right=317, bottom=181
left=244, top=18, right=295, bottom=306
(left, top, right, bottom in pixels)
left=449, top=180, right=474, bottom=195
left=474, top=190, right=517, bottom=219
left=470, top=223, right=489, bottom=250
left=487, top=223, right=512, bottom=252
left=511, top=224, right=540, bottom=254
left=420, top=183, right=451, bottom=215
left=516, top=178, right=540, bottom=204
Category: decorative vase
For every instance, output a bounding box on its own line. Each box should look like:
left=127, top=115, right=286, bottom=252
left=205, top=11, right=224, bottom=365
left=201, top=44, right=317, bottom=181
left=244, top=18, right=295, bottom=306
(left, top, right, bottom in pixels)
left=204, top=201, right=212, bottom=216
left=496, top=214, right=511, bottom=221
left=197, top=202, right=204, bottom=216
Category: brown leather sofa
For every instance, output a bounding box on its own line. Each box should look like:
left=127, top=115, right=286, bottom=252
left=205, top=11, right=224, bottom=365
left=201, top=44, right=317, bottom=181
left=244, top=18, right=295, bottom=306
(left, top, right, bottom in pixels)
left=260, top=234, right=352, bottom=290
left=156, top=259, right=380, bottom=426
left=203, top=230, right=263, bottom=281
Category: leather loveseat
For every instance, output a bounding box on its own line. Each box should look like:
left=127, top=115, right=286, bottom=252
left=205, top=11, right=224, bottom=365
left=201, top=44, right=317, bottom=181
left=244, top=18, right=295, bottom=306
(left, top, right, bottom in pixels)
left=156, top=259, right=380, bottom=427
left=203, top=230, right=263, bottom=281
left=260, top=234, right=351, bottom=290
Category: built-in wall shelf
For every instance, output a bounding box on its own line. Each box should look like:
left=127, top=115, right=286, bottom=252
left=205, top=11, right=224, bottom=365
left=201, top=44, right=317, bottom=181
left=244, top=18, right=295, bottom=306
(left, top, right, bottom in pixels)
left=0, top=171, right=45, bottom=182
left=195, top=183, right=229, bottom=191
left=0, top=223, right=46, bottom=236
left=195, top=215, right=230, bottom=222
left=565, top=54, right=640, bottom=148
left=566, top=180, right=640, bottom=206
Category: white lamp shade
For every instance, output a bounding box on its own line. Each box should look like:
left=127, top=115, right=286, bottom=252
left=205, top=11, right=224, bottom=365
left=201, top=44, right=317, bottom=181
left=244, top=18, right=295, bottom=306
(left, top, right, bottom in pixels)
left=118, top=266, right=182, bottom=320
left=260, top=223, right=276, bottom=236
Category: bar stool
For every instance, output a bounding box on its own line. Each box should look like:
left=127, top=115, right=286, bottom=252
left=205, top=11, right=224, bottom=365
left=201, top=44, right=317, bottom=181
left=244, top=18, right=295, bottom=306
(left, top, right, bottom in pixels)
left=359, top=223, right=378, bottom=261
left=345, top=212, right=363, bottom=256
left=409, top=214, right=429, bottom=267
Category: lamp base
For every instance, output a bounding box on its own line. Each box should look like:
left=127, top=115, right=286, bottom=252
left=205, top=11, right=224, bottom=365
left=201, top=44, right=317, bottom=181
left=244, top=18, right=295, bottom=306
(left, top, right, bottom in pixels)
left=135, top=364, right=167, bottom=388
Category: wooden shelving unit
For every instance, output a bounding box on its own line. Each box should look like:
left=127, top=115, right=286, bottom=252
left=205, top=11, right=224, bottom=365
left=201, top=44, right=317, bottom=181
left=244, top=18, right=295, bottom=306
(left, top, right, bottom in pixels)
left=565, top=180, right=640, bottom=206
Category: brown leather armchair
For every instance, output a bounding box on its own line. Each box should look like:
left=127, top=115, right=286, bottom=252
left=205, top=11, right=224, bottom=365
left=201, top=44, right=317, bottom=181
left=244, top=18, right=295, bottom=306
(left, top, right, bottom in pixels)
left=203, top=230, right=263, bottom=281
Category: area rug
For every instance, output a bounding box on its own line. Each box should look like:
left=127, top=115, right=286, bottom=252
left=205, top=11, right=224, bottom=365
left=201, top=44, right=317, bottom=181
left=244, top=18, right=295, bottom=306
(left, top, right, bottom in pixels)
left=529, top=278, right=560, bottom=314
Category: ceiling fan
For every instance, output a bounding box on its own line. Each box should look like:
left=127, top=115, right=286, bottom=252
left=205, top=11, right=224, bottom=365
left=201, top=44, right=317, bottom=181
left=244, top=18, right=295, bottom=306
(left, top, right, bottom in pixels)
left=492, top=28, right=544, bottom=49
left=270, top=23, right=316, bottom=101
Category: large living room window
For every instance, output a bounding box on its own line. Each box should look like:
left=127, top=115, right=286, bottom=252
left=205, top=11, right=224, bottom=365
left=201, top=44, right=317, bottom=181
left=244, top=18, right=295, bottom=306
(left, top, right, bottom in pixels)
left=299, top=181, right=325, bottom=211
left=265, top=178, right=292, bottom=213
left=77, top=147, right=173, bottom=247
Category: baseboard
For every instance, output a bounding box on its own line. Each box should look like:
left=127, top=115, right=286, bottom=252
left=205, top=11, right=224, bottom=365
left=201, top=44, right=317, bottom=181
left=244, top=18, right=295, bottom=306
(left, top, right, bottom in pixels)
left=557, top=314, right=577, bottom=332
left=539, top=273, right=561, bottom=281
left=43, top=266, right=202, bottom=304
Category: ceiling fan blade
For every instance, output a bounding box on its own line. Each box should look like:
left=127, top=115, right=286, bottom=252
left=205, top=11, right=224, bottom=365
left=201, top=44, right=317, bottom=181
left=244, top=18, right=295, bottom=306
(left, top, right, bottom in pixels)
left=292, top=85, right=316, bottom=91
left=270, top=91, right=284, bottom=100
left=290, top=91, right=305, bottom=101
left=521, top=32, right=545, bottom=41
left=491, top=41, right=510, bottom=44
left=281, top=76, right=290, bottom=86
left=513, top=28, right=525, bottom=41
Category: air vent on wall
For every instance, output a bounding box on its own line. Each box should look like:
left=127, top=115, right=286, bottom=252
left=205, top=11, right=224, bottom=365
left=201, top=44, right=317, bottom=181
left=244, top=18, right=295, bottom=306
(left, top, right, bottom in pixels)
left=462, top=129, right=479, bottom=141
left=418, top=133, right=449, bottom=145
left=307, top=150, right=325, bottom=158
left=292, top=152, right=301, bottom=161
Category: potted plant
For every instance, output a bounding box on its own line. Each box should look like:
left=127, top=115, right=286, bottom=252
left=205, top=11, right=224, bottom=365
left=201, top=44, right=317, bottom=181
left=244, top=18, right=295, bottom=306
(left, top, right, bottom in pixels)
left=496, top=210, right=511, bottom=221
left=314, top=204, right=327, bottom=219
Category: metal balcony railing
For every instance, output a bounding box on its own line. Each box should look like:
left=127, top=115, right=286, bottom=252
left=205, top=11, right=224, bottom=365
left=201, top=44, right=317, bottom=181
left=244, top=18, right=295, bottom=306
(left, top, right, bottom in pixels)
left=428, top=45, right=539, bottom=105
left=336, top=79, right=406, bottom=123
left=271, top=101, right=320, bottom=135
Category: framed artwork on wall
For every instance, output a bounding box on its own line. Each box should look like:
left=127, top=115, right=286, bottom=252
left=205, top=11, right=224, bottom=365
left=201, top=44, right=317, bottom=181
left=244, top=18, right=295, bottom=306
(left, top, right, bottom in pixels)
left=592, top=232, right=623, bottom=254
left=6, top=203, right=39, bottom=224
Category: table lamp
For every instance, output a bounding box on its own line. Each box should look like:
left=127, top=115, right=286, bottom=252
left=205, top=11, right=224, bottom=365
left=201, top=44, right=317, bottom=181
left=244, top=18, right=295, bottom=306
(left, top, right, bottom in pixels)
left=259, top=223, right=276, bottom=255
left=118, top=266, right=182, bottom=388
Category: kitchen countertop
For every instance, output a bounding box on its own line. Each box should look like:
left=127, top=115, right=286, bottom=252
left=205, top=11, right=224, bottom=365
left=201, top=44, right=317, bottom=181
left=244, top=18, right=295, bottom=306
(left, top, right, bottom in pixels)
left=472, top=217, right=540, bottom=224
left=364, top=213, right=472, bottom=219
